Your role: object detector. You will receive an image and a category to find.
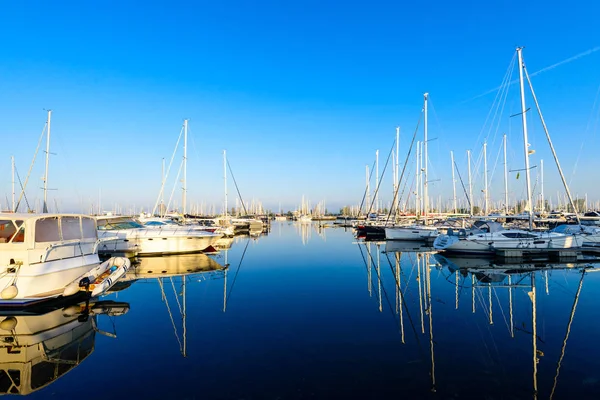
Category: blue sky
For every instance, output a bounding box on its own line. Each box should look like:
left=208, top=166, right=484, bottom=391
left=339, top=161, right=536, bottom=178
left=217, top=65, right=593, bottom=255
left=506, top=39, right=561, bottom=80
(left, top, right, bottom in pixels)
left=1, top=0, right=599, bottom=214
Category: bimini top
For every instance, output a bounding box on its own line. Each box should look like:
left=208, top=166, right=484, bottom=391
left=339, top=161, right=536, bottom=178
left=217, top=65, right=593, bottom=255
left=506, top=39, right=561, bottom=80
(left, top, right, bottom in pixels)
left=0, top=213, right=97, bottom=246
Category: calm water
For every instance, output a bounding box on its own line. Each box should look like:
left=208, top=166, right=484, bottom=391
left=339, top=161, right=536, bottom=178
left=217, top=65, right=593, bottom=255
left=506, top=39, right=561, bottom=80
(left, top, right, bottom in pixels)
left=4, top=221, right=600, bottom=399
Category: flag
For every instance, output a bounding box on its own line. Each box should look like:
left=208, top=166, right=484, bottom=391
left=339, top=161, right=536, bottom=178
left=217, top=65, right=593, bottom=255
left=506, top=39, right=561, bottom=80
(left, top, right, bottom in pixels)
left=516, top=172, right=520, bottom=179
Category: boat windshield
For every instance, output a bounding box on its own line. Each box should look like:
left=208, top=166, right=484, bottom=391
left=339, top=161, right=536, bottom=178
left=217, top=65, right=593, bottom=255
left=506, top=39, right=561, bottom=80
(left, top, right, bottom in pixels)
left=97, top=218, right=144, bottom=230
left=0, top=219, right=25, bottom=243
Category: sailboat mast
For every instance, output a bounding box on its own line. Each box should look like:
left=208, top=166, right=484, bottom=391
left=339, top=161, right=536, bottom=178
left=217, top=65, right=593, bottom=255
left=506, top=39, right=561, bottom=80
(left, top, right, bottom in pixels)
left=365, top=165, right=370, bottom=215
left=517, top=47, right=534, bottom=230
left=423, top=93, right=429, bottom=224
left=451, top=151, right=457, bottom=214
left=42, top=110, right=52, bottom=213
left=416, top=141, right=420, bottom=217
left=395, top=127, right=400, bottom=215
left=375, top=149, right=379, bottom=213
left=467, top=150, right=473, bottom=215
left=224, top=150, right=228, bottom=220
left=11, top=156, right=15, bottom=212
left=504, top=134, right=509, bottom=215
left=540, top=159, right=544, bottom=213
left=484, top=141, right=489, bottom=215
left=182, top=119, right=188, bottom=215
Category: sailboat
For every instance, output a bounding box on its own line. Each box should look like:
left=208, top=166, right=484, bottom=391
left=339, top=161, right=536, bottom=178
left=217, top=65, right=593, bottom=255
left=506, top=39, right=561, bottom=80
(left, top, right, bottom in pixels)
left=434, top=48, right=586, bottom=254
left=385, top=93, right=439, bottom=241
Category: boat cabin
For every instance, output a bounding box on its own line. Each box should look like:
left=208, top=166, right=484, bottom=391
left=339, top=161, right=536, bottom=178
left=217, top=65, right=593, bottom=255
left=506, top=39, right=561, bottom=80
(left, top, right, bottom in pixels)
left=0, top=213, right=98, bottom=267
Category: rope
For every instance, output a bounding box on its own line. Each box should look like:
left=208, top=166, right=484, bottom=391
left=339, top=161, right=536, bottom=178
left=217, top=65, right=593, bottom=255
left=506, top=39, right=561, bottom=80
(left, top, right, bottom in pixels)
left=151, top=125, right=184, bottom=216
left=226, top=159, right=248, bottom=216
left=15, top=121, right=47, bottom=212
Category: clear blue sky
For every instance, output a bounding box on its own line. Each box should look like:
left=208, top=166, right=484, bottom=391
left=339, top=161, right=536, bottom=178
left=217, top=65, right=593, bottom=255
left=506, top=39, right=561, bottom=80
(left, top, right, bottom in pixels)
left=1, top=0, right=599, bottom=214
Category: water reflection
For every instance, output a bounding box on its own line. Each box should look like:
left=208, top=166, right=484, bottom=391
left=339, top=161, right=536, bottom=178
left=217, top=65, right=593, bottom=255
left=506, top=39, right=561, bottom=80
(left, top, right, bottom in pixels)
left=0, top=300, right=129, bottom=395
left=129, top=253, right=228, bottom=357
left=361, top=241, right=598, bottom=399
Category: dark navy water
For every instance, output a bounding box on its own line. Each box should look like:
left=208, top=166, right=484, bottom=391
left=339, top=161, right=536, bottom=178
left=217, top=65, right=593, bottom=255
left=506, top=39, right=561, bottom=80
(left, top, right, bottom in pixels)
left=7, top=222, right=600, bottom=399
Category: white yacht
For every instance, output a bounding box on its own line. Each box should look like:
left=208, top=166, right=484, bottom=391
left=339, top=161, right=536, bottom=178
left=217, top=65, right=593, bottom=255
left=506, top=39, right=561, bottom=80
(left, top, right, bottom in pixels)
left=385, top=224, right=439, bottom=241
left=0, top=213, right=109, bottom=305
left=433, top=225, right=583, bottom=254
left=96, top=216, right=222, bottom=256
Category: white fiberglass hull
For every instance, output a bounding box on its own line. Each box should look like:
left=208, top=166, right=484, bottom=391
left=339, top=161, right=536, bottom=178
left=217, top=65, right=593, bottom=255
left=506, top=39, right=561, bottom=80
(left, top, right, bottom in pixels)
left=434, top=230, right=584, bottom=254
left=385, top=226, right=439, bottom=241
left=0, top=254, right=99, bottom=303
left=98, top=230, right=221, bottom=255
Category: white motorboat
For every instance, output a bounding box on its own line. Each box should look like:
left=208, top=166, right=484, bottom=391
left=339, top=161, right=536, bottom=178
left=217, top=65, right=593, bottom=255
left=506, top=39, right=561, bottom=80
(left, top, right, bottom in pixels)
left=0, top=213, right=112, bottom=306
left=96, top=216, right=222, bottom=256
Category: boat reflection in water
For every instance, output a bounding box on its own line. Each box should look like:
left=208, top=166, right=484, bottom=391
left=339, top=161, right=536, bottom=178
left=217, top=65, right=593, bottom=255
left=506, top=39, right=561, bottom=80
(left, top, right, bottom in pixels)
left=126, top=253, right=228, bottom=357
left=359, top=241, right=597, bottom=398
left=0, top=300, right=129, bottom=395
left=130, top=253, right=227, bottom=278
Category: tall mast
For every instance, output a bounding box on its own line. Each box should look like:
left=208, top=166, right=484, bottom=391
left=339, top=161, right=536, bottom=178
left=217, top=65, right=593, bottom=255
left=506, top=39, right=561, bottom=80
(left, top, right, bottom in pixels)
left=395, top=127, right=400, bottom=216
left=504, top=134, right=509, bottom=215
left=365, top=165, right=370, bottom=215
left=224, top=150, right=228, bottom=220
left=11, top=156, right=15, bottom=212
left=450, top=151, right=457, bottom=214
left=42, top=110, right=52, bottom=213
left=423, top=93, right=429, bottom=224
left=375, top=149, right=379, bottom=213
left=540, top=159, right=544, bottom=214
left=517, top=47, right=534, bottom=230
left=182, top=119, right=188, bottom=215
left=161, top=158, right=165, bottom=215
left=483, top=141, right=489, bottom=215
left=416, top=141, right=420, bottom=217
left=467, top=150, right=473, bottom=215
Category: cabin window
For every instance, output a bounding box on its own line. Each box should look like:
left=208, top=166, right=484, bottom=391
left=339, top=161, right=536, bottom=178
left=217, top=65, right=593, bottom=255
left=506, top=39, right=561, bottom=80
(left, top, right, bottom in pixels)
left=81, top=217, right=97, bottom=239
left=35, top=217, right=60, bottom=242
left=61, top=217, right=82, bottom=240
left=10, top=221, right=25, bottom=243
left=0, top=221, right=17, bottom=243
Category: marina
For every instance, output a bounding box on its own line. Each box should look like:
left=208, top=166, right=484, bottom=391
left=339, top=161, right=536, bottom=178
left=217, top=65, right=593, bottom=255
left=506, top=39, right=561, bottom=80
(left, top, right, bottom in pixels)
left=1, top=221, right=599, bottom=398
left=2, top=2, right=600, bottom=398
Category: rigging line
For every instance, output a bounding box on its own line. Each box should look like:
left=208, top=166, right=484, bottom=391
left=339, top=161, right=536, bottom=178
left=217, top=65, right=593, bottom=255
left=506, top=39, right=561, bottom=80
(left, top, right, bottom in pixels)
left=472, top=52, right=518, bottom=148
left=462, top=47, right=600, bottom=104
left=14, top=166, right=31, bottom=212
left=357, top=159, right=377, bottom=217
left=366, top=138, right=395, bottom=217
left=158, top=278, right=184, bottom=354
left=488, top=137, right=506, bottom=188
left=15, top=121, right=47, bottom=212
left=170, top=276, right=183, bottom=315
left=570, top=82, right=600, bottom=185
left=224, top=239, right=250, bottom=306
left=486, top=55, right=517, bottom=150
left=226, top=159, right=248, bottom=216
left=549, top=270, right=586, bottom=400
left=386, top=112, right=423, bottom=225
left=400, top=172, right=416, bottom=213
left=491, top=285, right=511, bottom=335
left=454, top=160, right=472, bottom=210
left=165, top=160, right=184, bottom=215
left=152, top=125, right=184, bottom=216
left=378, top=250, right=428, bottom=359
